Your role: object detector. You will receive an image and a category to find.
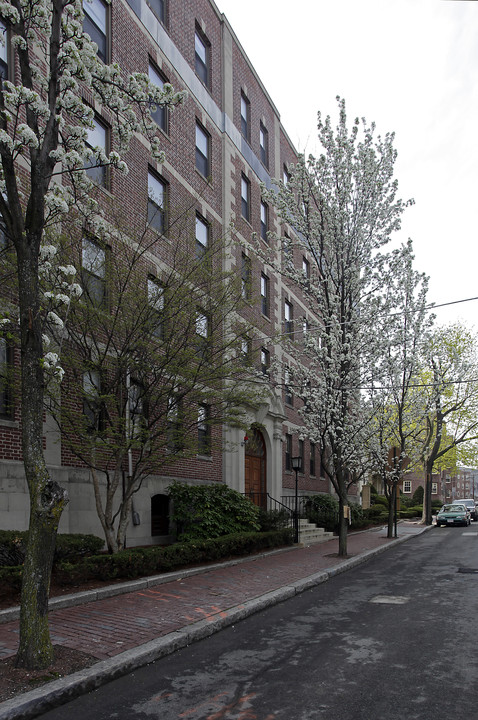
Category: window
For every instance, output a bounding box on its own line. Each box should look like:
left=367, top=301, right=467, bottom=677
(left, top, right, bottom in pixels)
left=83, top=369, right=105, bottom=434
left=147, top=0, right=165, bottom=23
left=241, top=174, right=250, bottom=221
left=149, top=64, right=167, bottom=132
left=195, top=122, right=210, bottom=178
left=302, top=257, right=310, bottom=280
left=195, top=309, right=210, bottom=357
left=241, top=336, right=252, bottom=364
left=167, top=395, right=183, bottom=451
left=241, top=253, right=251, bottom=299
left=298, top=440, right=304, bottom=471
left=84, top=116, right=108, bottom=187
left=0, top=337, right=13, bottom=419
left=310, top=442, right=316, bottom=476
left=259, top=123, right=268, bottom=167
left=148, top=170, right=166, bottom=234
left=432, top=482, right=438, bottom=495
left=260, top=348, right=270, bottom=375
left=195, top=214, right=208, bottom=259
left=83, top=0, right=108, bottom=63
left=285, top=433, right=292, bottom=471
left=195, top=28, right=209, bottom=86
left=302, top=318, right=309, bottom=339
left=283, top=164, right=290, bottom=186
left=198, top=403, right=211, bottom=455
left=260, top=201, right=268, bottom=242
left=284, top=300, right=293, bottom=338
left=147, top=277, right=164, bottom=339
left=82, top=238, right=106, bottom=306
left=260, top=273, right=269, bottom=317
left=284, top=368, right=293, bottom=406
left=0, top=21, right=8, bottom=80
left=403, top=480, right=412, bottom=494
left=240, top=91, right=250, bottom=140
left=128, top=379, right=147, bottom=439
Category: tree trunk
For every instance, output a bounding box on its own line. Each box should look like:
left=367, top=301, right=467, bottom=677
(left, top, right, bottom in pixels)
left=337, top=495, right=348, bottom=556
left=15, top=244, right=68, bottom=670
left=15, top=477, right=68, bottom=669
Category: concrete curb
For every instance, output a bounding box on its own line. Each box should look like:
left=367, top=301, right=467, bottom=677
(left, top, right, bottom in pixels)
left=0, top=525, right=432, bottom=720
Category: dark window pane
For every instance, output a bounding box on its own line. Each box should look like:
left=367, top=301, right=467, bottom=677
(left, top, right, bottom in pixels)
left=83, top=0, right=107, bottom=62
left=147, top=0, right=164, bottom=22
left=149, top=65, right=167, bottom=132
left=196, top=124, right=209, bottom=177
left=195, top=32, right=208, bottom=85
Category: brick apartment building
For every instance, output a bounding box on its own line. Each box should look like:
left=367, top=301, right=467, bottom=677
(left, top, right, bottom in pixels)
left=397, top=468, right=478, bottom=506
left=0, top=0, right=338, bottom=546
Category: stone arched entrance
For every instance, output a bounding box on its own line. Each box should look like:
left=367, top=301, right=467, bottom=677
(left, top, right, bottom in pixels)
left=244, top=428, right=267, bottom=508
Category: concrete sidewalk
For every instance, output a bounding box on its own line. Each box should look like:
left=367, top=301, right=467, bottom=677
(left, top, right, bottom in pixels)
left=0, top=522, right=431, bottom=720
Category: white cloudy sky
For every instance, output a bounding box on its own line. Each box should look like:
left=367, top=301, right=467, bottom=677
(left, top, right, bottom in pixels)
left=218, top=0, right=478, bottom=330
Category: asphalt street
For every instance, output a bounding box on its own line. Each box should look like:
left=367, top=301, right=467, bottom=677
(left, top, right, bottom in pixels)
left=35, top=526, right=478, bottom=720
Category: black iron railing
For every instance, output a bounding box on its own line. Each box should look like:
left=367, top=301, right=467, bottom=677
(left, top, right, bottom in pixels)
left=244, top=492, right=339, bottom=537
left=243, top=492, right=295, bottom=532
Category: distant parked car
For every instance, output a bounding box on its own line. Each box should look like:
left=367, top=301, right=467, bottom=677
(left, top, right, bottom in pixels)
left=436, top=504, right=471, bottom=527
left=453, top=498, right=478, bottom=521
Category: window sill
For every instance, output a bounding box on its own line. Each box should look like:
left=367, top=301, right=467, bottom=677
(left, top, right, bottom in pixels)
left=196, top=453, right=213, bottom=461
left=0, top=418, right=18, bottom=429
left=195, top=168, right=213, bottom=187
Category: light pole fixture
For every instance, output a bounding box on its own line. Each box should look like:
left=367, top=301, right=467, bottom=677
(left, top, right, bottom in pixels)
left=291, top=456, right=302, bottom=543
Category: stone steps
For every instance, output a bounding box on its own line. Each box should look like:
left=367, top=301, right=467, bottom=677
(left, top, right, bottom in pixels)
left=298, top=518, right=334, bottom=545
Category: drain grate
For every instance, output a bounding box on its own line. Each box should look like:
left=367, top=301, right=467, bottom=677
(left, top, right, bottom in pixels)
left=457, top=567, right=478, bottom=574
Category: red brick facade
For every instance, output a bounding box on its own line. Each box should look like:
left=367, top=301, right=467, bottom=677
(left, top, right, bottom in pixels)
left=0, top=0, right=341, bottom=541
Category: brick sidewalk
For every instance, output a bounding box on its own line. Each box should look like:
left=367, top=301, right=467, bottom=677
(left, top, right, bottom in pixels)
left=0, top=525, right=419, bottom=662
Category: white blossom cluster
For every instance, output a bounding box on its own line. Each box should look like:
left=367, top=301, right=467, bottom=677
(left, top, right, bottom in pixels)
left=0, top=0, right=185, bottom=224
left=39, top=241, right=82, bottom=383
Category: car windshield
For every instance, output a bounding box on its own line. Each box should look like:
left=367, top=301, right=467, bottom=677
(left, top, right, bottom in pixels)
left=447, top=505, right=465, bottom=512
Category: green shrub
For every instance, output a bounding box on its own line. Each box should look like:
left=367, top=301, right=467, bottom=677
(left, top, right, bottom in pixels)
left=0, top=530, right=104, bottom=567
left=399, top=495, right=415, bottom=509
left=367, top=504, right=386, bottom=518
left=54, top=529, right=294, bottom=585
left=0, top=566, right=22, bottom=598
left=372, top=495, right=389, bottom=509
left=399, top=509, right=420, bottom=518
left=168, top=481, right=260, bottom=541
left=54, top=534, right=104, bottom=561
left=350, top=504, right=367, bottom=529
left=412, top=486, right=424, bottom=504
left=304, top=494, right=339, bottom=533
left=0, top=531, right=27, bottom=566
left=258, top=508, right=290, bottom=531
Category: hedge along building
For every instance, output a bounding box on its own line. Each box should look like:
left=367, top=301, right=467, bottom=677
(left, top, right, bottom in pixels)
left=0, top=0, right=333, bottom=548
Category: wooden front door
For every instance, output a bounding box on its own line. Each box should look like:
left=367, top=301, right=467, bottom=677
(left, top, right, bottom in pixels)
left=245, top=456, right=262, bottom=495
left=244, top=429, right=266, bottom=508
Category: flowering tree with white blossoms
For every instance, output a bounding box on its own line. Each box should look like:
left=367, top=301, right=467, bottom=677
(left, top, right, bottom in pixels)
left=366, top=240, right=434, bottom=537
left=0, top=0, right=184, bottom=669
left=261, top=98, right=413, bottom=556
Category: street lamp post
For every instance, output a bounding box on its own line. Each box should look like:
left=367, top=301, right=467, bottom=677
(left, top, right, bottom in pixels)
left=292, top=456, right=302, bottom=544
